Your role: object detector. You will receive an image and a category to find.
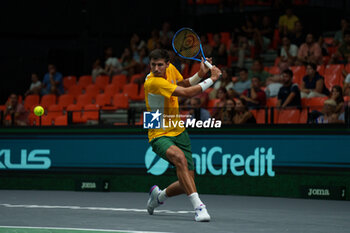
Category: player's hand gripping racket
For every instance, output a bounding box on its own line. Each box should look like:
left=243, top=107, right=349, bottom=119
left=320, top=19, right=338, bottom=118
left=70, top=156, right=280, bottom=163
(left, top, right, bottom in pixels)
left=172, top=27, right=214, bottom=69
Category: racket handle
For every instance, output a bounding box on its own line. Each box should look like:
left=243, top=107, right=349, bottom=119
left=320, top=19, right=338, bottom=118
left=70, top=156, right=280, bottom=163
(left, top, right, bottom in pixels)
left=204, top=60, right=213, bottom=69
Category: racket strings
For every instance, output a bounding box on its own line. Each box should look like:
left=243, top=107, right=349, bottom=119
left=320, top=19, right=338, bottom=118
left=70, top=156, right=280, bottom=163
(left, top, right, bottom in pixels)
left=173, top=30, right=200, bottom=58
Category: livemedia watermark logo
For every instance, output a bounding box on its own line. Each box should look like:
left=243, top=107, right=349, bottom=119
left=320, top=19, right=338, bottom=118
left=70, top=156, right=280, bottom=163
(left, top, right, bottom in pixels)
left=143, top=110, right=221, bottom=129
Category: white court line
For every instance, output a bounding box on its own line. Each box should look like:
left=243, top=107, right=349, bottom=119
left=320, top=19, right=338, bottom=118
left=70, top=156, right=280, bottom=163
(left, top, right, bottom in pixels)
left=0, top=225, right=172, bottom=233
left=0, top=203, right=194, bottom=214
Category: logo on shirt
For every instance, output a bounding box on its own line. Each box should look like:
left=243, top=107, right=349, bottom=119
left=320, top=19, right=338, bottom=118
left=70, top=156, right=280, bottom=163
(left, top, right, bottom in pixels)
left=143, top=110, right=162, bottom=129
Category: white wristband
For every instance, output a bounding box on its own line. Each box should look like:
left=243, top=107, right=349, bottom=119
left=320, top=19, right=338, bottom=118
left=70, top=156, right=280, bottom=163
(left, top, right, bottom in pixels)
left=189, top=73, right=201, bottom=86
left=198, top=78, right=214, bottom=91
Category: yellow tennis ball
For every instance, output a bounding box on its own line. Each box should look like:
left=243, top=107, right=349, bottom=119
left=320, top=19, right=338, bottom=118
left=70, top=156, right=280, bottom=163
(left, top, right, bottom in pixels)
left=33, top=106, right=44, bottom=116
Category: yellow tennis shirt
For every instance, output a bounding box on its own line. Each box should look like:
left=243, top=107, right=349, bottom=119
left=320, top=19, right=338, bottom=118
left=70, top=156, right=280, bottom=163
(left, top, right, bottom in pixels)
left=144, top=63, right=185, bottom=141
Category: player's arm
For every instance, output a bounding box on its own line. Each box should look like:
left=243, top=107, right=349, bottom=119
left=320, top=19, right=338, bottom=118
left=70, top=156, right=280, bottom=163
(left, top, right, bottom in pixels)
left=177, top=58, right=212, bottom=87
left=172, top=66, right=221, bottom=98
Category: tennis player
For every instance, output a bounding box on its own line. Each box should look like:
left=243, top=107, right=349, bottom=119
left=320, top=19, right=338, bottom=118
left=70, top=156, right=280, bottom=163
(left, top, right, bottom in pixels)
left=145, top=49, right=221, bottom=222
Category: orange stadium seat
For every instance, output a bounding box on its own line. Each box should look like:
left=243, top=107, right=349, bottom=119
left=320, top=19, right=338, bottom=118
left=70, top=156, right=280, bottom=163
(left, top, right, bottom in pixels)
left=67, top=85, right=83, bottom=100
left=63, top=76, right=77, bottom=90
left=85, top=84, right=100, bottom=97
left=95, top=93, right=111, bottom=108
left=324, top=64, right=344, bottom=76
left=112, top=74, right=127, bottom=89
left=207, top=98, right=220, bottom=115
left=95, top=75, right=110, bottom=90
left=54, top=115, right=68, bottom=126
left=189, top=62, right=201, bottom=77
left=83, top=104, right=100, bottom=121
left=290, top=66, right=306, bottom=85
left=277, top=109, right=301, bottom=124
left=46, top=104, right=64, bottom=122
left=266, top=97, right=278, bottom=107
left=66, top=104, right=87, bottom=123
left=40, top=94, right=57, bottom=109
left=113, top=93, right=129, bottom=109
left=78, top=75, right=92, bottom=89
left=24, top=94, right=40, bottom=111
left=345, top=64, right=350, bottom=74
left=41, top=115, right=53, bottom=126
left=317, top=65, right=325, bottom=76
left=76, top=94, right=94, bottom=107
left=268, top=66, right=280, bottom=75
left=324, top=73, right=341, bottom=90
left=307, top=96, right=328, bottom=111
left=123, top=83, right=139, bottom=100
left=104, top=83, right=120, bottom=98
left=58, top=94, right=75, bottom=109
left=130, top=73, right=144, bottom=83
left=299, top=108, right=309, bottom=123
left=250, top=109, right=267, bottom=124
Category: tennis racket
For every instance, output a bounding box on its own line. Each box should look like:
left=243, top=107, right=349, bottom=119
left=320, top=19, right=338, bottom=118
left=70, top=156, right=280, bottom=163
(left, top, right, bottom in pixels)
left=172, top=27, right=213, bottom=69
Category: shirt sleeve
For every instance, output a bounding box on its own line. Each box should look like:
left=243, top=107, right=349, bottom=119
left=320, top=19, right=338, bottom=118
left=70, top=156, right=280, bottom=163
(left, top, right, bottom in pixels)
left=173, top=64, right=183, bottom=83
left=291, top=84, right=300, bottom=93
left=149, top=78, right=177, bottom=99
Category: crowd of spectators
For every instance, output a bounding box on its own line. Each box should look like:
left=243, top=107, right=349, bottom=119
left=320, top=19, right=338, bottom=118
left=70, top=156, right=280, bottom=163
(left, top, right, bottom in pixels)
left=2, top=8, right=350, bottom=126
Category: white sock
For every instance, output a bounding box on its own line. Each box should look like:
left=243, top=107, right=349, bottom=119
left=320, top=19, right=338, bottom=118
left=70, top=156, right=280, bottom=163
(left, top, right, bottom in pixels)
left=157, top=188, right=168, bottom=203
left=188, top=192, right=203, bottom=209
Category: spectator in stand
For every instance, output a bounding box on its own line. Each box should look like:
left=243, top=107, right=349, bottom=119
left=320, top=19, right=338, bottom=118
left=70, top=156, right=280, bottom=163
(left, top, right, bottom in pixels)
left=92, top=59, right=106, bottom=82
left=334, top=18, right=349, bottom=46
left=3, top=94, right=28, bottom=126
left=343, top=71, right=350, bottom=96
left=278, top=8, right=300, bottom=37
left=211, top=87, right=228, bottom=119
left=301, top=63, right=330, bottom=98
left=297, top=33, right=322, bottom=65
left=220, top=98, right=236, bottom=125
left=280, top=36, right=298, bottom=66
left=329, top=85, right=344, bottom=114
left=211, top=67, right=234, bottom=99
left=134, top=46, right=150, bottom=74
left=330, top=30, right=350, bottom=64
left=315, top=99, right=344, bottom=124
left=232, top=68, right=251, bottom=97
left=120, top=47, right=137, bottom=76
left=241, top=76, right=266, bottom=109
left=147, top=29, right=160, bottom=52
left=211, top=33, right=227, bottom=66
left=25, top=73, right=42, bottom=96
left=130, top=33, right=146, bottom=62
left=248, top=59, right=271, bottom=86
left=235, top=35, right=251, bottom=68
left=159, top=21, right=174, bottom=44
left=276, top=69, right=301, bottom=109
left=290, top=21, right=306, bottom=47
left=104, top=47, right=123, bottom=77
left=41, top=64, right=64, bottom=95
left=241, top=17, right=263, bottom=56
left=188, top=97, right=211, bottom=121
left=200, top=34, right=213, bottom=58
left=265, top=62, right=290, bottom=98
left=233, top=98, right=256, bottom=124
left=259, top=16, right=274, bottom=50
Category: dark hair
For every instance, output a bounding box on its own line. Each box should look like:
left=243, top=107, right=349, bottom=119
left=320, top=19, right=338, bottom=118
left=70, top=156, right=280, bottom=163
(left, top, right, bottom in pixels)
left=282, top=69, right=293, bottom=78
left=332, top=85, right=344, bottom=104
left=251, top=76, right=261, bottom=81
left=306, top=62, right=317, bottom=71
left=149, top=49, right=170, bottom=62
left=239, top=68, right=248, bottom=73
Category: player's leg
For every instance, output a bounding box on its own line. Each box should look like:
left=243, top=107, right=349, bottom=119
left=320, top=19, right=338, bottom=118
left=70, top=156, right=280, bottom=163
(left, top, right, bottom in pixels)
left=165, top=132, right=210, bottom=222
left=164, top=170, right=195, bottom=197
left=165, top=145, right=196, bottom=195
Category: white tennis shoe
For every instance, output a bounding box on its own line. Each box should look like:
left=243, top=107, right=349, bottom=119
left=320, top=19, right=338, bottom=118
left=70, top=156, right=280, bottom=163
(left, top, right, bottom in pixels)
left=147, top=185, right=163, bottom=215
left=194, top=204, right=211, bottom=222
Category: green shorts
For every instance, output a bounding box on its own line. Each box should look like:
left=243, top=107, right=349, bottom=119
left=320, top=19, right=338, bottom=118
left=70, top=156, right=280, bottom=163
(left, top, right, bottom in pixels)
left=150, top=131, right=194, bottom=170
